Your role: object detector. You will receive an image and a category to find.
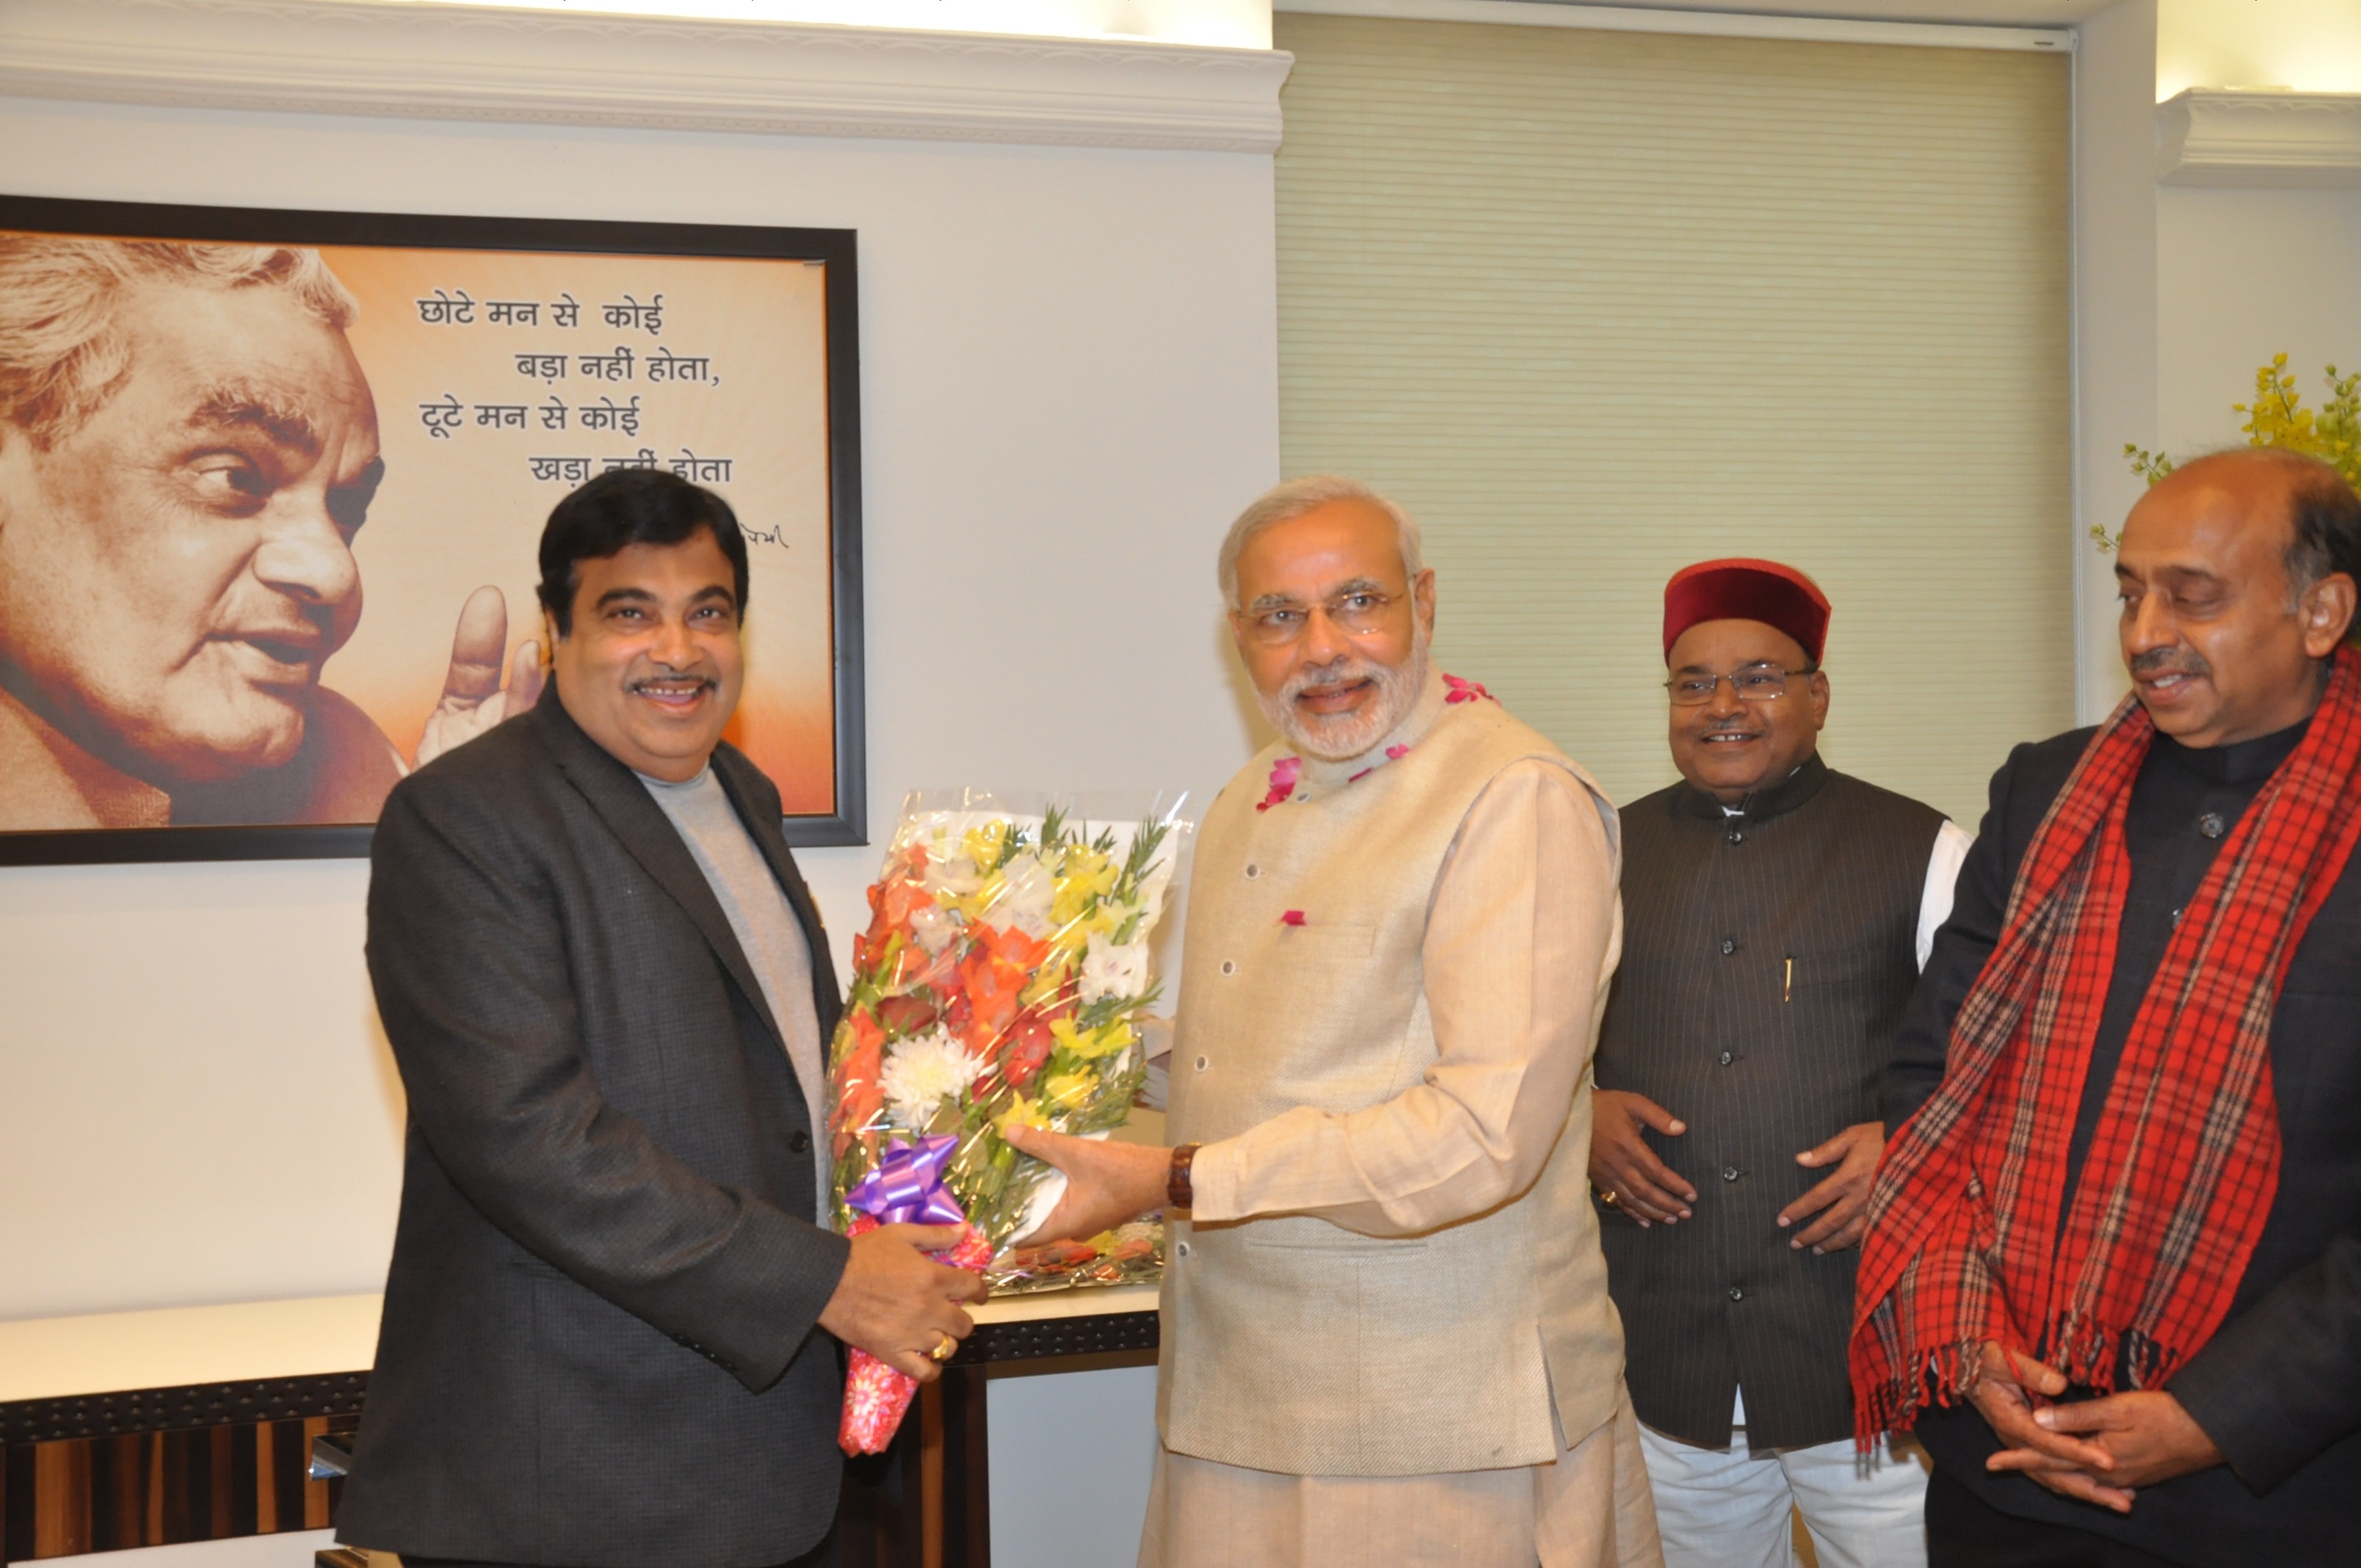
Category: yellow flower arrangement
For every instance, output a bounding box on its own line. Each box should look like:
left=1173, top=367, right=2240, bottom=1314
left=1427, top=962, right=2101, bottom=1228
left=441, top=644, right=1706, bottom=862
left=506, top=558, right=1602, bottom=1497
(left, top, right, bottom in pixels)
left=2103, top=355, right=2361, bottom=552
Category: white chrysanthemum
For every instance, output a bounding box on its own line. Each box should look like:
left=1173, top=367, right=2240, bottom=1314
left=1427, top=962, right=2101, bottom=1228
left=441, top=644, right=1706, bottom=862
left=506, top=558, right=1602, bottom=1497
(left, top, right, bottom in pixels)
left=1079, top=930, right=1151, bottom=1004
left=879, top=1028, right=984, bottom=1129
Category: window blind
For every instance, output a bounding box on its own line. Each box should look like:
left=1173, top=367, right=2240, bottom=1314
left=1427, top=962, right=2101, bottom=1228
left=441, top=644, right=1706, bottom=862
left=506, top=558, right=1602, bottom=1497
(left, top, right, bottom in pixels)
left=1274, top=12, right=2073, bottom=821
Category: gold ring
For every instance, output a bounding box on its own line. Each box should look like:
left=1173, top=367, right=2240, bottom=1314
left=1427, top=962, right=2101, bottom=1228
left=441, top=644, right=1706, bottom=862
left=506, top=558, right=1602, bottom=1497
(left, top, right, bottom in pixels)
left=929, top=1332, right=957, bottom=1363
left=1597, top=1187, right=1620, bottom=1208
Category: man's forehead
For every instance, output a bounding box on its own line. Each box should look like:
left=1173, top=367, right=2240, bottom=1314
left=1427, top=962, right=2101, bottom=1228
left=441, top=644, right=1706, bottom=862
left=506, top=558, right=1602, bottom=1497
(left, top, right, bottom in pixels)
left=124, top=280, right=367, bottom=396
left=579, top=537, right=739, bottom=598
left=1238, top=504, right=1404, bottom=587
left=2119, top=481, right=2287, bottom=578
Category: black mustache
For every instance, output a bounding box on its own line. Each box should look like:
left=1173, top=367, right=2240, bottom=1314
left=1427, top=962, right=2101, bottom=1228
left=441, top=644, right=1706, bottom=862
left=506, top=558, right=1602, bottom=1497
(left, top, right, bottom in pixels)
left=2130, top=649, right=2212, bottom=680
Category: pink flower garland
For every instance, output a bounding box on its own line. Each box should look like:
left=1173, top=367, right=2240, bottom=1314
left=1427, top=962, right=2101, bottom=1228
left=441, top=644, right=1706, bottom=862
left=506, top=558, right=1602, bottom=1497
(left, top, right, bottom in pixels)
left=1255, top=755, right=1303, bottom=812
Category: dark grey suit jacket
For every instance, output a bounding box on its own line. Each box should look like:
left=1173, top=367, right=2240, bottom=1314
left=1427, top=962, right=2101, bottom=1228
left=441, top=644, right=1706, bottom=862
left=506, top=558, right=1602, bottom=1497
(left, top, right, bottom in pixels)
left=336, top=694, right=852, bottom=1568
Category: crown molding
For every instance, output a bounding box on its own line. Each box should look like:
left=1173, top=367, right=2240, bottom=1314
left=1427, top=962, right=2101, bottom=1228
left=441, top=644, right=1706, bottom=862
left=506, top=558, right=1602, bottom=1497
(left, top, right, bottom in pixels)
left=0, top=0, right=1293, bottom=153
left=2156, top=89, right=2361, bottom=189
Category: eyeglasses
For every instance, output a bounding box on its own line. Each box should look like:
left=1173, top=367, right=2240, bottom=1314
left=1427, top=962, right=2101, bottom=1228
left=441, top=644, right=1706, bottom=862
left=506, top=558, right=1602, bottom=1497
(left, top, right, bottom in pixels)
left=1239, top=589, right=1402, bottom=647
left=1664, top=667, right=1819, bottom=706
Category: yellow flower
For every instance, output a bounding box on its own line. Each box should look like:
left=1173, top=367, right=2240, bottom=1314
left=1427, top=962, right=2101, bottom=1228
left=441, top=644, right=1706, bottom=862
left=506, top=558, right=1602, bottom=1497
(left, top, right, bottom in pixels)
left=1052, top=847, right=1119, bottom=926
left=963, top=821, right=1009, bottom=873
left=1051, top=1016, right=1136, bottom=1061
left=1040, top=1072, right=1094, bottom=1111
left=945, top=867, right=1008, bottom=924
left=1020, top=959, right=1073, bottom=1009
left=994, top=1095, right=1050, bottom=1137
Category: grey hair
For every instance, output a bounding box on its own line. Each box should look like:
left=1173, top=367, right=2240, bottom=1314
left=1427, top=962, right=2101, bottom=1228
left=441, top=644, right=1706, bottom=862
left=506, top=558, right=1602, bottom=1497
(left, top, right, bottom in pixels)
left=1217, top=474, right=1426, bottom=610
left=0, top=236, right=359, bottom=448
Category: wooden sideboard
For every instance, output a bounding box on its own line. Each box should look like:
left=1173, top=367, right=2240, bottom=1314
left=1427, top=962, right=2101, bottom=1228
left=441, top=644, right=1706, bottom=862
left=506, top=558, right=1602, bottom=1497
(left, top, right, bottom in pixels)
left=0, top=1287, right=1156, bottom=1568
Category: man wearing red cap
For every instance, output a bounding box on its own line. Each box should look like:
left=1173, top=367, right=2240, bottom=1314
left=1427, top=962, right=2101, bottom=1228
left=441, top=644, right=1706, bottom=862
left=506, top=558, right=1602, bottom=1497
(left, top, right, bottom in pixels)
left=1589, top=559, right=1968, bottom=1567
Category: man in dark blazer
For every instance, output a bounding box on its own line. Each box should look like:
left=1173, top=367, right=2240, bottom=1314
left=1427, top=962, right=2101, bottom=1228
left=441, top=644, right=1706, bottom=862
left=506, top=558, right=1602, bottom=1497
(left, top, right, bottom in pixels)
left=1871, top=449, right=2361, bottom=1567
left=337, top=470, right=984, bottom=1568
left=1592, top=559, right=1960, bottom=1567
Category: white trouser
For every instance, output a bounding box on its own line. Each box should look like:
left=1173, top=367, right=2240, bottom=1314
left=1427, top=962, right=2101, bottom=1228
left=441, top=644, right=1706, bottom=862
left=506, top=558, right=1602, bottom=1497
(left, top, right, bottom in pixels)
left=1638, top=1418, right=1929, bottom=1568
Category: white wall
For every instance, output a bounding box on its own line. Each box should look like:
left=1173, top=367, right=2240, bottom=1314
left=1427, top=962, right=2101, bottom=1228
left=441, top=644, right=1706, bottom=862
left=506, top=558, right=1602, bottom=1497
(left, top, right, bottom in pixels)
left=988, top=1364, right=1160, bottom=1566
left=2070, top=0, right=2361, bottom=726
left=2158, top=185, right=2361, bottom=460
left=0, top=95, right=1280, bottom=1324
left=2153, top=0, right=2361, bottom=472
left=2071, top=0, right=2156, bottom=725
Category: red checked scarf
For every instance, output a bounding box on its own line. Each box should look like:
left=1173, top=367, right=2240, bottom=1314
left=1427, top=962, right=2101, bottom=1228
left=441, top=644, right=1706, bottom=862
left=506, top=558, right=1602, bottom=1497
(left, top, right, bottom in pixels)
left=1850, top=645, right=2361, bottom=1443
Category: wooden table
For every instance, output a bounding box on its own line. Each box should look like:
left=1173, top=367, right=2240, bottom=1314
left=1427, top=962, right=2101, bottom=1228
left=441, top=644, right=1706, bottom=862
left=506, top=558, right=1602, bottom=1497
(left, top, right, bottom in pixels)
left=0, top=1286, right=1157, bottom=1567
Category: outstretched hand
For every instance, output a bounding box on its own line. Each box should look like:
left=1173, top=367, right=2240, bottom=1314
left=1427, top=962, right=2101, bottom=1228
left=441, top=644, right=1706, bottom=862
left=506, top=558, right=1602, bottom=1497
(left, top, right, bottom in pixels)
left=1004, top=1123, right=1168, bottom=1245
left=415, top=586, right=545, bottom=769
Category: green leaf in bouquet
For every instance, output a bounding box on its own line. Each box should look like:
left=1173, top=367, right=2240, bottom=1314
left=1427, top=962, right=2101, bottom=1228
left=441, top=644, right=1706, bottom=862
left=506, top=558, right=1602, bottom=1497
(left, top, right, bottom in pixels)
left=1115, top=816, right=1174, bottom=900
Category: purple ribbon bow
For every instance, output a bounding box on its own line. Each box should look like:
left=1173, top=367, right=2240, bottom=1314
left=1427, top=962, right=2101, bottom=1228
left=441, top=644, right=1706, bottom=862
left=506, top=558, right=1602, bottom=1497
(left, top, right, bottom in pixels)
left=844, top=1133, right=968, bottom=1227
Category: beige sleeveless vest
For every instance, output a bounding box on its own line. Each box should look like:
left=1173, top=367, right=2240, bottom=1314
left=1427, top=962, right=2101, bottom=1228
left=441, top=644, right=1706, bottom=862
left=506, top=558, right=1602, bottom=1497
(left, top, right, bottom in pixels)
left=1159, top=672, right=1627, bottom=1476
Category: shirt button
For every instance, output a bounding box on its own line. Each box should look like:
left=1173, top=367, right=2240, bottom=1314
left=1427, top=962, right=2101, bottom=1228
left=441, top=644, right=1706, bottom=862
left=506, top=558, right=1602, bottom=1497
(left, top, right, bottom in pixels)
left=1725, top=830, right=1744, bottom=846
left=1175, top=1241, right=1192, bottom=1258
left=2198, top=813, right=2226, bottom=839
left=1728, top=1286, right=1745, bottom=1302
left=1719, top=938, right=1737, bottom=956
left=1220, top=960, right=1237, bottom=976
left=1719, top=1050, right=1734, bottom=1066
left=1721, top=1166, right=1740, bottom=1183
left=1194, top=1056, right=1209, bottom=1072
left=788, top=1130, right=810, bottom=1153
left=1245, top=864, right=1261, bottom=879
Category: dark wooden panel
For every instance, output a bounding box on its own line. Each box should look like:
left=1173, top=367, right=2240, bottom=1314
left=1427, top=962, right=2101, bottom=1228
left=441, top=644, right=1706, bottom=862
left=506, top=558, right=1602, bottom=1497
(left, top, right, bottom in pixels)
left=31, top=1442, right=89, bottom=1558
left=270, top=1418, right=310, bottom=1533
left=4, top=1442, right=32, bottom=1564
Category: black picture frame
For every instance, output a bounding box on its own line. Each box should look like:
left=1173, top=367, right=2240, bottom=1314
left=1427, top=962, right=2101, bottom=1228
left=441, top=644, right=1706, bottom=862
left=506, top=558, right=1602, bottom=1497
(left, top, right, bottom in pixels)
left=0, top=194, right=866, bottom=865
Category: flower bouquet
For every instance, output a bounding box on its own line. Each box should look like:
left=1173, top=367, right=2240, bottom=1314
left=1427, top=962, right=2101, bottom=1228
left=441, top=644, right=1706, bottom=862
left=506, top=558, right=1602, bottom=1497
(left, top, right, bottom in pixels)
left=829, top=789, right=1188, bottom=1454
left=991, top=1219, right=1167, bottom=1296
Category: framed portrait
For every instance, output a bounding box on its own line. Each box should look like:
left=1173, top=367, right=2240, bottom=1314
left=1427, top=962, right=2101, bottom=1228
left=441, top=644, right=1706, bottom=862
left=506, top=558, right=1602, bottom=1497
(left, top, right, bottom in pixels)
left=0, top=195, right=865, bottom=864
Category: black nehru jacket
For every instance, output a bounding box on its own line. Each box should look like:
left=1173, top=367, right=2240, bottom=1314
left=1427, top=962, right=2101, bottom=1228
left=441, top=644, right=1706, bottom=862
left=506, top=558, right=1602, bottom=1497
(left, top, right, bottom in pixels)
left=1887, top=719, right=2361, bottom=1568
left=1596, top=752, right=1945, bottom=1452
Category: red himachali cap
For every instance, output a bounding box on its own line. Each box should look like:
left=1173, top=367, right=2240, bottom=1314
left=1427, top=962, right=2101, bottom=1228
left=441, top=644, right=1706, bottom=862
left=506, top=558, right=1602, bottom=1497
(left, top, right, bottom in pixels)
left=1662, top=558, right=1832, bottom=665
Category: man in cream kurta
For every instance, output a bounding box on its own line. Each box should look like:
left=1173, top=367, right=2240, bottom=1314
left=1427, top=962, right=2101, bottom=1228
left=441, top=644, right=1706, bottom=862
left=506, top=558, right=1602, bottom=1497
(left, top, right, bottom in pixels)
left=1008, top=476, right=1662, bottom=1568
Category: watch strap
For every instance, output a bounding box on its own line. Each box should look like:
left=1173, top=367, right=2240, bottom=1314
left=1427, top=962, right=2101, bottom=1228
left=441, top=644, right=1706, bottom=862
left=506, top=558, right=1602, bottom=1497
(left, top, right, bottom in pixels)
left=1167, top=1143, right=1203, bottom=1212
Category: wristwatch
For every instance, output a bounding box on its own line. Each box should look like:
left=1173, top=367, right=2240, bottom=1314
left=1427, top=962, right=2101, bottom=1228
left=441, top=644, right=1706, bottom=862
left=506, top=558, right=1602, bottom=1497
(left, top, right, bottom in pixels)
left=1167, top=1144, right=1203, bottom=1211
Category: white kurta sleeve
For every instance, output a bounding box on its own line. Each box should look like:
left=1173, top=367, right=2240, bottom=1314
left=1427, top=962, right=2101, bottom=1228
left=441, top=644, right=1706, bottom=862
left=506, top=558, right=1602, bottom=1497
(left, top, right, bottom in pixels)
left=1917, top=819, right=1975, bottom=972
left=1186, top=758, right=1619, bottom=1236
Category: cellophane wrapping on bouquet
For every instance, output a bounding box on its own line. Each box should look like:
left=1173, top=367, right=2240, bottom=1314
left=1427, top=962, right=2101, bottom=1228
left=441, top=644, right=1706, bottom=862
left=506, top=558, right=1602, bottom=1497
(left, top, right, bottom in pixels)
left=829, top=789, right=1189, bottom=1454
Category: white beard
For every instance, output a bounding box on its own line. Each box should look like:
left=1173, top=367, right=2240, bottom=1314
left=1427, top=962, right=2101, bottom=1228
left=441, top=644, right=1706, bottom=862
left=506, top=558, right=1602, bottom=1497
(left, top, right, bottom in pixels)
left=1258, top=628, right=1432, bottom=763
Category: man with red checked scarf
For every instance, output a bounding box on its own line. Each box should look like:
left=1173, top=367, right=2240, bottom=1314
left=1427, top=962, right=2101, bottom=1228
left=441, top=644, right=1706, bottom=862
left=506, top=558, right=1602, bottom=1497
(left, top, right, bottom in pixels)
left=1858, top=449, right=2361, bottom=1567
